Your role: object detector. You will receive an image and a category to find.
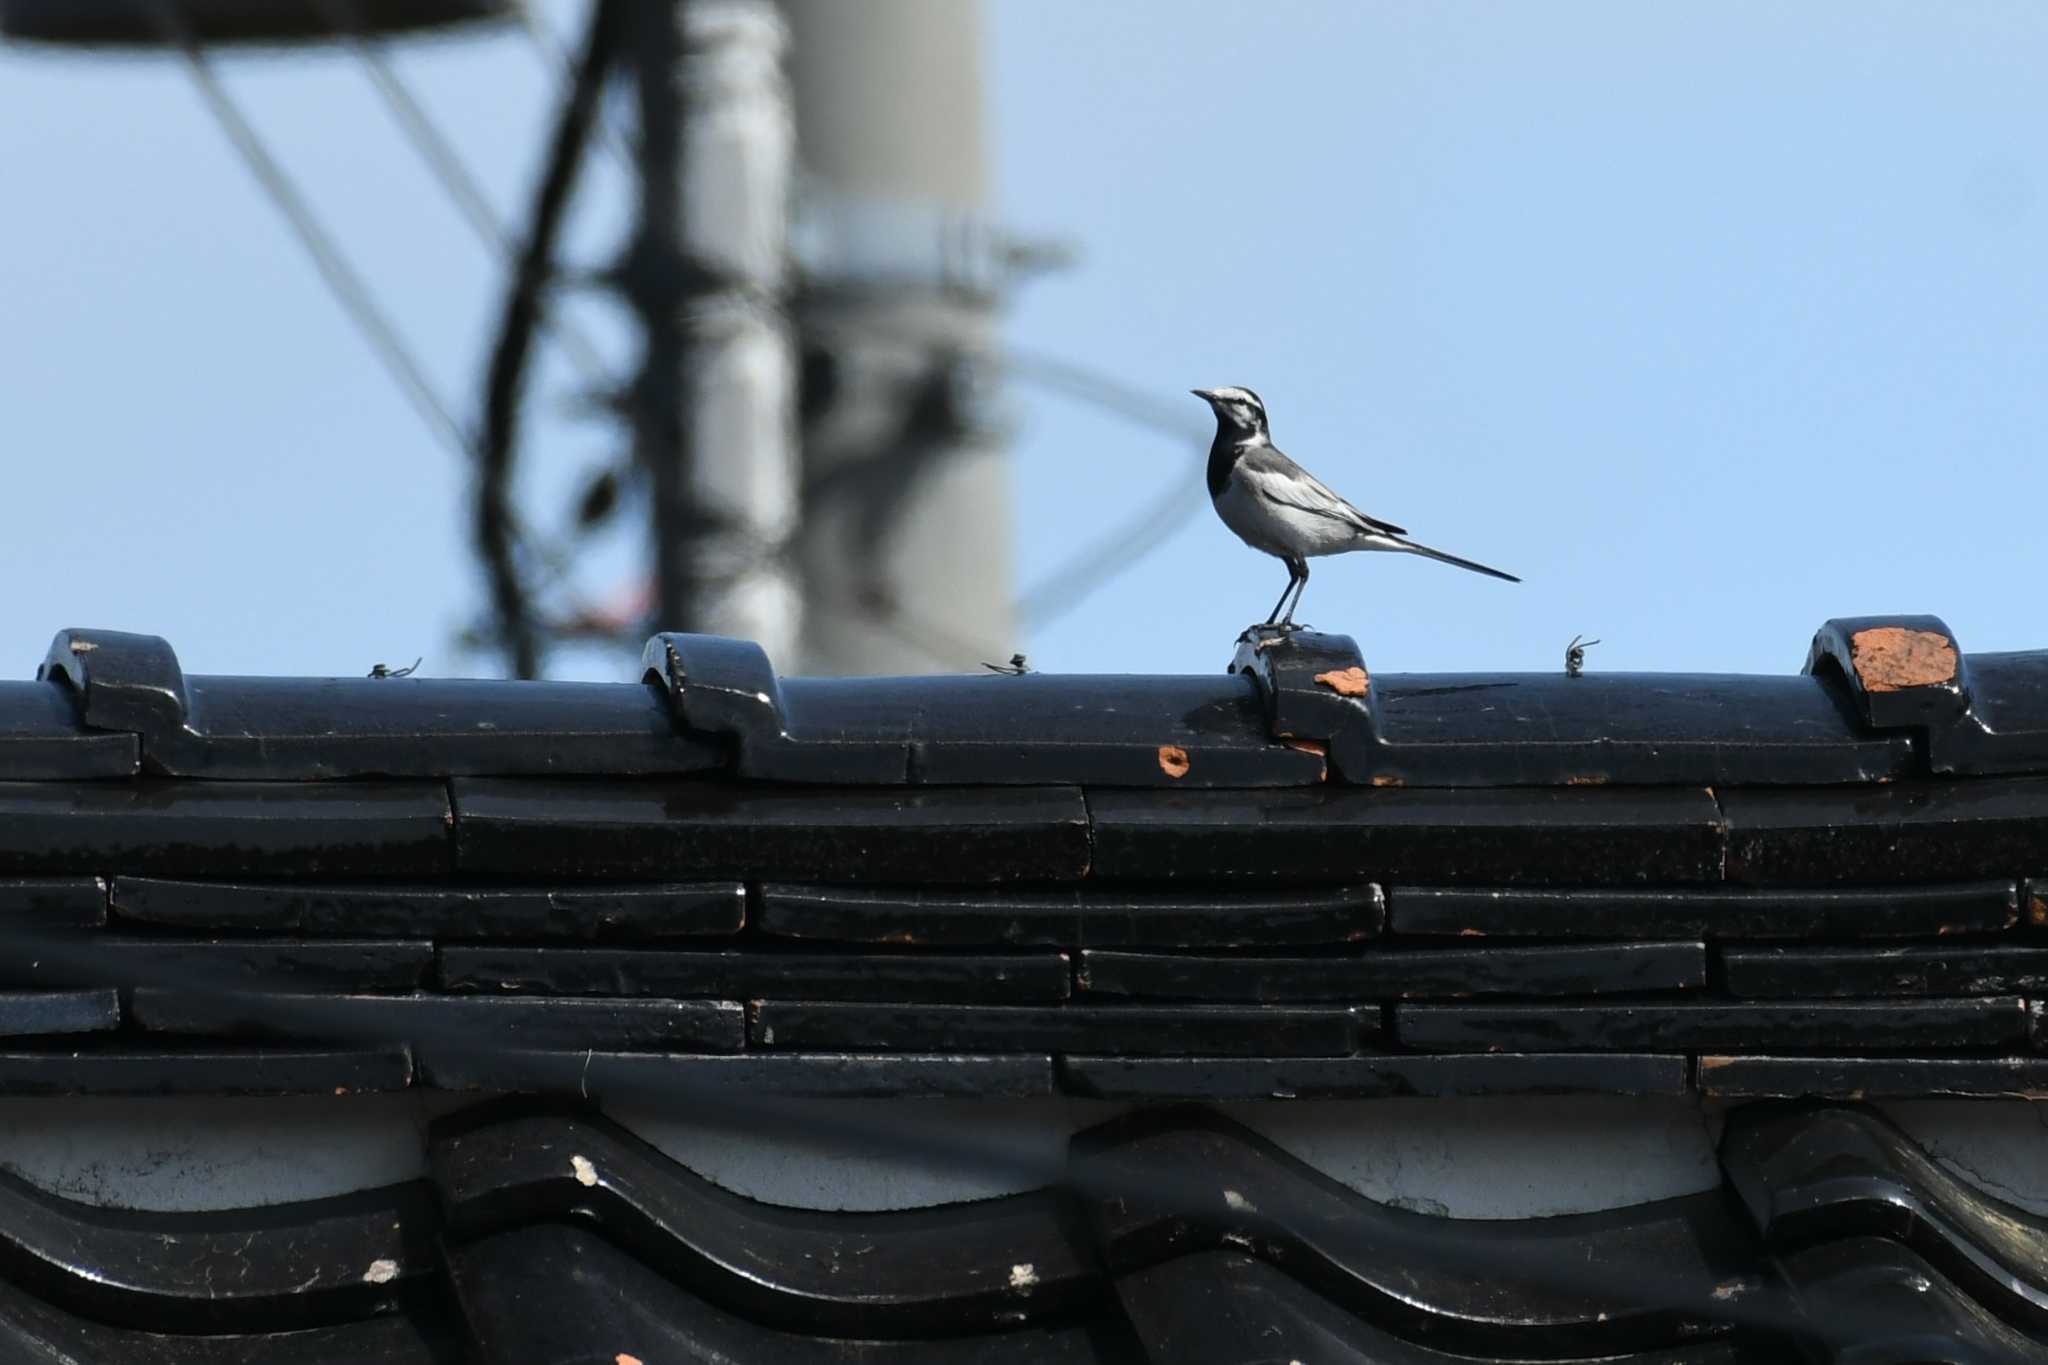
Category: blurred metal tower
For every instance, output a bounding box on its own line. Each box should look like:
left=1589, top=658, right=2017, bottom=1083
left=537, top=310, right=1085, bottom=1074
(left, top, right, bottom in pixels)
left=780, top=0, right=1015, bottom=675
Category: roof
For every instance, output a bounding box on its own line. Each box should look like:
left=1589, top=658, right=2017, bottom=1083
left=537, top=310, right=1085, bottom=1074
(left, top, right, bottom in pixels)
left=0, top=620, right=2044, bottom=1358
left=0, top=617, right=2043, bottom=1102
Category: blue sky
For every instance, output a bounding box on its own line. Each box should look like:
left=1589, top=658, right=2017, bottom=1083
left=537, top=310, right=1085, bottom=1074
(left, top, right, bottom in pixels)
left=2, top=3, right=2044, bottom=681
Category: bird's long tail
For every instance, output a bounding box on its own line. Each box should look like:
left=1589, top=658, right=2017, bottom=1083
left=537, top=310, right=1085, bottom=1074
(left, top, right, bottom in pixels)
left=1393, top=537, right=1520, bottom=583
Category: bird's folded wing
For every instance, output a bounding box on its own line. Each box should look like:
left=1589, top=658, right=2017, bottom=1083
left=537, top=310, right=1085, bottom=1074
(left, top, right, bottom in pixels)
left=1237, top=457, right=1408, bottom=538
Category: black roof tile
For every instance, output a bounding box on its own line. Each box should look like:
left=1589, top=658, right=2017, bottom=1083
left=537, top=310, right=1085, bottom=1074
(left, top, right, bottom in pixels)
left=0, top=1271, right=453, bottom=1364
left=1929, top=650, right=2048, bottom=776
left=1805, top=615, right=1968, bottom=733
left=1087, top=786, right=1726, bottom=884
left=433, top=1110, right=1102, bottom=1336
left=6, top=936, right=432, bottom=994
left=1774, top=1238, right=2046, bottom=1362
left=451, top=778, right=1091, bottom=882
left=0, top=681, right=136, bottom=780
left=1720, top=943, right=2048, bottom=998
left=0, top=780, right=450, bottom=879
left=437, top=945, right=1072, bottom=1003
left=447, top=1223, right=1118, bottom=1365
left=754, top=882, right=1384, bottom=946
left=1808, top=616, right=2048, bottom=777
left=1107, top=1250, right=1764, bottom=1365
left=421, top=1049, right=1056, bottom=1099
left=1235, top=628, right=1916, bottom=786
left=1075, top=941, right=1705, bottom=1001
left=1722, top=777, right=2048, bottom=884
left=28, top=621, right=2048, bottom=797
left=109, top=876, right=745, bottom=939
left=1071, top=1107, right=1760, bottom=1353
left=0, top=1046, right=414, bottom=1096
left=643, top=632, right=1325, bottom=786
left=0, top=991, right=120, bottom=1038
left=1389, top=880, right=2020, bottom=939
left=1700, top=1055, right=2048, bottom=1099
left=1058, top=1052, right=1691, bottom=1100
left=44, top=628, right=717, bottom=779
left=129, top=989, right=746, bottom=1052
left=747, top=1000, right=1372, bottom=1057
left=1397, top=998, right=2030, bottom=1052
left=1364, top=671, right=1913, bottom=786
left=0, top=1169, right=439, bottom=1332
left=0, top=878, right=106, bottom=931
left=1721, top=1103, right=2048, bottom=1326
left=0, top=621, right=2044, bottom=1106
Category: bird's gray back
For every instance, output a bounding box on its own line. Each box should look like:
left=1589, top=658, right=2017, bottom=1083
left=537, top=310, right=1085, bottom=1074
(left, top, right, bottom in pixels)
left=1237, top=442, right=1407, bottom=539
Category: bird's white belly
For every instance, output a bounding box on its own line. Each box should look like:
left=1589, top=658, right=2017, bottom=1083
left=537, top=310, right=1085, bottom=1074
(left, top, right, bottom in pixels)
left=1214, top=471, right=1365, bottom=558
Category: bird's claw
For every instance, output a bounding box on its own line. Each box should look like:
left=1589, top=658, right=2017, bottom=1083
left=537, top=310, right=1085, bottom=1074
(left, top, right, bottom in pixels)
left=1240, top=621, right=1312, bottom=644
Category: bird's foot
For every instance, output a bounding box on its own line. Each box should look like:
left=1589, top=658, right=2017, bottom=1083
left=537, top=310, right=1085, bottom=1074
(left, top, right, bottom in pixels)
left=1239, top=620, right=1312, bottom=646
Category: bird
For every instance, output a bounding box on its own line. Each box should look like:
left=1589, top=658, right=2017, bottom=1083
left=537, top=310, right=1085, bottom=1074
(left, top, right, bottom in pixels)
left=1193, top=386, right=1518, bottom=630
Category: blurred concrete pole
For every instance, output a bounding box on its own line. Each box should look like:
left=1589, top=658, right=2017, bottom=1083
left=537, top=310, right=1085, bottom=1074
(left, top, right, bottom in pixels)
left=780, top=0, right=1014, bottom=675
left=626, top=0, right=803, bottom=667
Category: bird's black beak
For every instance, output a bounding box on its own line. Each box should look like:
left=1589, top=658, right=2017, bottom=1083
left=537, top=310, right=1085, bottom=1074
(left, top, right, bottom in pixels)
left=1190, top=388, right=1217, bottom=403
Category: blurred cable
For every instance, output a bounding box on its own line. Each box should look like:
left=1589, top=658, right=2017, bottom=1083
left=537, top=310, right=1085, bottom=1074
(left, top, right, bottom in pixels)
left=998, top=346, right=1209, bottom=444
left=797, top=316, right=1214, bottom=634
left=1015, top=469, right=1207, bottom=628
left=325, top=0, right=616, bottom=391
left=158, top=0, right=473, bottom=465
left=996, top=345, right=1211, bottom=628
left=173, top=0, right=1209, bottom=662
left=814, top=579, right=1014, bottom=675
left=512, top=0, right=637, bottom=170
left=162, top=0, right=614, bottom=679
left=476, top=0, right=622, bottom=678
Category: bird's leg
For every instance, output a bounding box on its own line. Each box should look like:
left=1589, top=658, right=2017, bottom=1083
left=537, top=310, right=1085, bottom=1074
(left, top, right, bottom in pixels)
left=1277, top=560, right=1310, bottom=628
left=1262, top=565, right=1301, bottom=626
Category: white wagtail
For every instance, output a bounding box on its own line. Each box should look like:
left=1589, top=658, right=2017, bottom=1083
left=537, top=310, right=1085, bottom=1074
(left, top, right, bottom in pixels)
left=1194, top=386, right=1518, bottom=629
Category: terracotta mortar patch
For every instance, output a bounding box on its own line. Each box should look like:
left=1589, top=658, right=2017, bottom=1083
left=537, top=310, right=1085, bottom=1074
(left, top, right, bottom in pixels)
left=1313, top=666, right=1370, bottom=697
left=1848, top=627, right=1957, bottom=692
